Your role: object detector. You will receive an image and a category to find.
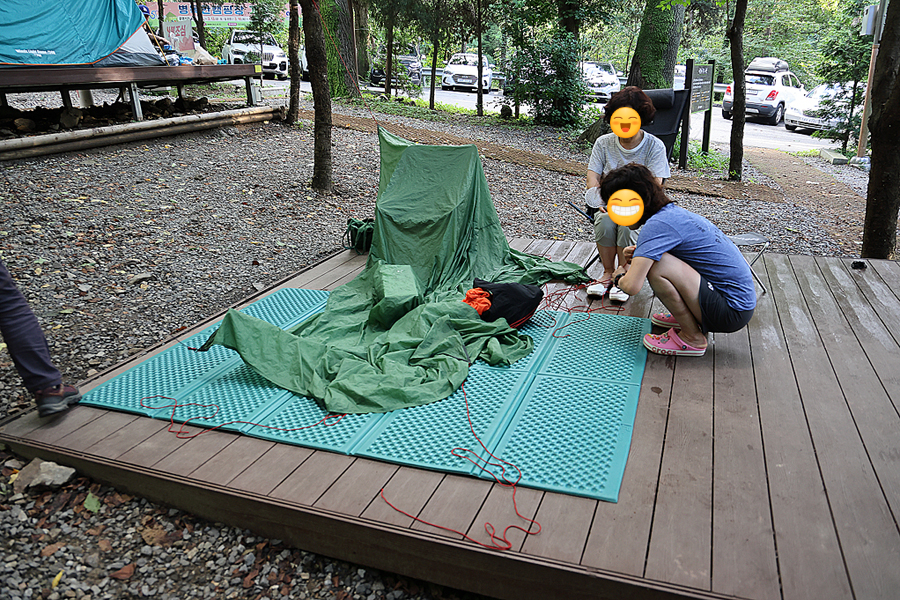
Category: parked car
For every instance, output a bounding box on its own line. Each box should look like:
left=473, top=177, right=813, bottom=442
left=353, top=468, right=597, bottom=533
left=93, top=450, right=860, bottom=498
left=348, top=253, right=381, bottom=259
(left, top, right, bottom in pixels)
left=673, top=64, right=686, bottom=90
left=441, top=53, right=492, bottom=92
left=582, top=61, right=621, bottom=102
left=722, top=57, right=805, bottom=125
left=370, top=46, right=422, bottom=87
left=221, top=30, right=288, bottom=79
left=784, top=83, right=860, bottom=132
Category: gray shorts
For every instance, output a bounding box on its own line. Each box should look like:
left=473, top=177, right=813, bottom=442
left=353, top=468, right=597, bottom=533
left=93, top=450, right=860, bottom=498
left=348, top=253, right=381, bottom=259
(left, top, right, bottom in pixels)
left=594, top=212, right=638, bottom=248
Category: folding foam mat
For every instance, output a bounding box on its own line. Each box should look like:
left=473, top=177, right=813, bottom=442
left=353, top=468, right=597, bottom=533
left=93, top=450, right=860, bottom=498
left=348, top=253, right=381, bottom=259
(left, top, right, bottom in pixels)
left=81, top=289, right=651, bottom=502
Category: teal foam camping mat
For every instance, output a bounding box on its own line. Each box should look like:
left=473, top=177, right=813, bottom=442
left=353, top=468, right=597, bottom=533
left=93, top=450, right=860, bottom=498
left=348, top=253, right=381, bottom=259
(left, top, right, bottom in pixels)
left=81, top=291, right=651, bottom=502
left=351, top=365, right=533, bottom=474
left=80, top=289, right=329, bottom=417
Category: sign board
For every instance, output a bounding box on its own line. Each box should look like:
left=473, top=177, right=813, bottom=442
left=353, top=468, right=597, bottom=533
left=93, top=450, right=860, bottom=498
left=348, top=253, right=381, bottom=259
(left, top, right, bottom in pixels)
left=690, top=63, right=714, bottom=113
left=138, top=3, right=290, bottom=28
left=162, top=21, right=194, bottom=53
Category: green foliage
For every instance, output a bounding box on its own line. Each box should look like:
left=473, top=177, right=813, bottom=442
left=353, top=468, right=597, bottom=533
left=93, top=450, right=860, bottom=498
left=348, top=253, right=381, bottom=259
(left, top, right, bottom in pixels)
left=334, top=92, right=537, bottom=129
left=508, top=30, right=586, bottom=127
left=247, top=0, right=284, bottom=41
left=205, top=27, right=231, bottom=58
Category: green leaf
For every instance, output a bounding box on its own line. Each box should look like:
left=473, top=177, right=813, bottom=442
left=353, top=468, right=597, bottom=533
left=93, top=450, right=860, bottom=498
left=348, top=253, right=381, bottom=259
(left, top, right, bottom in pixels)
left=84, top=492, right=102, bottom=513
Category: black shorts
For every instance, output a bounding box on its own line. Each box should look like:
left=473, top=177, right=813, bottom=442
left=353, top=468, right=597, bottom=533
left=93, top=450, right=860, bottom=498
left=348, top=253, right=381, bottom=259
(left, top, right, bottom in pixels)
left=698, top=276, right=754, bottom=334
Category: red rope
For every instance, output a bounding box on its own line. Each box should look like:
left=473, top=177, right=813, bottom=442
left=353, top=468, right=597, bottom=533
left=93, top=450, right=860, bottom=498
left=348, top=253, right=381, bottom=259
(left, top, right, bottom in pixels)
left=139, top=395, right=347, bottom=439
left=379, top=382, right=541, bottom=551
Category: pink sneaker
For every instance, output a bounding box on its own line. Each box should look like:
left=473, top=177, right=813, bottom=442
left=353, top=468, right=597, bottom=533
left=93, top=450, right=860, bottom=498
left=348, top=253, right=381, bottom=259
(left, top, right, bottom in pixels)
left=650, top=312, right=678, bottom=328
left=643, top=329, right=706, bottom=356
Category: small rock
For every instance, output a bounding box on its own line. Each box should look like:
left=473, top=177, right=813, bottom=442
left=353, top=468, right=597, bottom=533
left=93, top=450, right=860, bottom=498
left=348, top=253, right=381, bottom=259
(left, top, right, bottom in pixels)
left=13, top=458, right=75, bottom=493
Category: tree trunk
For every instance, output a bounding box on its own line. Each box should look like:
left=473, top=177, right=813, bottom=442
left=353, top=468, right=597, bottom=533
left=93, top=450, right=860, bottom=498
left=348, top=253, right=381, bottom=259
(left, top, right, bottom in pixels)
left=476, top=0, right=484, bottom=116
left=861, top=0, right=900, bottom=258
left=726, top=0, right=748, bottom=181
left=157, top=0, right=165, bottom=36
left=355, top=2, right=370, bottom=78
left=557, top=0, right=580, bottom=40
left=333, top=0, right=359, bottom=95
left=287, top=0, right=301, bottom=124
left=429, top=32, right=439, bottom=110
left=299, top=0, right=333, bottom=192
left=384, top=18, right=395, bottom=97
left=627, top=0, right=685, bottom=89
left=193, top=1, right=207, bottom=50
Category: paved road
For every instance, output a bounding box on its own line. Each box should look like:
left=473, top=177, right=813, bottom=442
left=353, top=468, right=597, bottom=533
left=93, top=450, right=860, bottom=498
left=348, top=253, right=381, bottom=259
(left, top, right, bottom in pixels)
left=266, top=78, right=835, bottom=153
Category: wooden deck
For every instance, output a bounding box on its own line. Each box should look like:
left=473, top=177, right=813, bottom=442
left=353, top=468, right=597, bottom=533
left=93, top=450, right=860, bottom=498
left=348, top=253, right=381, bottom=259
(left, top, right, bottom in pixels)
left=2, top=241, right=900, bottom=600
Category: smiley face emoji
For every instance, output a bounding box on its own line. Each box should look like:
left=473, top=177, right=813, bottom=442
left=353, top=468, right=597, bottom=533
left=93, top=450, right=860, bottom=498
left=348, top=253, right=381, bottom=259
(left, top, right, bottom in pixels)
left=607, top=188, right=644, bottom=227
left=610, top=107, right=641, bottom=138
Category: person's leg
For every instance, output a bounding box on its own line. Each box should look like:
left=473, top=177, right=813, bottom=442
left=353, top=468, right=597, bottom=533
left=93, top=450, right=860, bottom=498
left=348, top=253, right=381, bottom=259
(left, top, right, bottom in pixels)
left=0, top=261, right=62, bottom=391
left=646, top=253, right=706, bottom=348
left=594, top=214, right=618, bottom=281
left=615, top=225, right=639, bottom=273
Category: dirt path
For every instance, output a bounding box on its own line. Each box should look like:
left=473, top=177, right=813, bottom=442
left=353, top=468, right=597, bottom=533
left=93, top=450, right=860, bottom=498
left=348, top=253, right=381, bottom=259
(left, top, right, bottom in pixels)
left=743, top=147, right=865, bottom=255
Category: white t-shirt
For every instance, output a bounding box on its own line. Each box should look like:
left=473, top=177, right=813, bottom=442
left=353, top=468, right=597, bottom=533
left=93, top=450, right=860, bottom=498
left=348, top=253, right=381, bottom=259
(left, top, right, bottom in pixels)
left=587, top=131, right=671, bottom=181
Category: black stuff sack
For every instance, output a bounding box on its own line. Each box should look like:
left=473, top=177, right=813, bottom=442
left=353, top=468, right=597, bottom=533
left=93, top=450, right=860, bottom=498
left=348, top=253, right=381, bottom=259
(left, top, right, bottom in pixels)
left=343, top=218, right=375, bottom=254
left=473, top=278, right=544, bottom=328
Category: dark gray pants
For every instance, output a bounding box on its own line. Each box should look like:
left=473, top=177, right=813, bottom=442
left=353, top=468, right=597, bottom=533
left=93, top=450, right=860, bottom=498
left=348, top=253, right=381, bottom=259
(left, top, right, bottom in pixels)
left=0, top=260, right=61, bottom=392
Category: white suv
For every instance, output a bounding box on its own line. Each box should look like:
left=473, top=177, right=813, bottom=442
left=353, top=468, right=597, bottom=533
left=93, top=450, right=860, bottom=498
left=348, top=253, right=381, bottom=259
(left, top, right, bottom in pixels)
left=722, top=57, right=805, bottom=125
left=441, top=53, right=492, bottom=92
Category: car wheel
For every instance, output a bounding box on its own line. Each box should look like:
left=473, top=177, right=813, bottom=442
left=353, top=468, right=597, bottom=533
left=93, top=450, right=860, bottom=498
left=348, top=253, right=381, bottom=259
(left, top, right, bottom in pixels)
left=785, top=123, right=797, bottom=131
left=722, top=109, right=732, bottom=120
left=441, top=84, right=448, bottom=91
left=767, top=103, right=784, bottom=126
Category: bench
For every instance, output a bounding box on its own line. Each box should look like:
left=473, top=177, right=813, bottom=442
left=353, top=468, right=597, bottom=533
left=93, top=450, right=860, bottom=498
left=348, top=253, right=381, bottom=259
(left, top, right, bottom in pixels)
left=0, top=64, right=260, bottom=121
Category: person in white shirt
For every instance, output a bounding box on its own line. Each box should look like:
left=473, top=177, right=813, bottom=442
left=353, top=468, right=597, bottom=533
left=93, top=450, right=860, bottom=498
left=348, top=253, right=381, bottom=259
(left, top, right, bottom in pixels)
left=585, top=86, right=670, bottom=302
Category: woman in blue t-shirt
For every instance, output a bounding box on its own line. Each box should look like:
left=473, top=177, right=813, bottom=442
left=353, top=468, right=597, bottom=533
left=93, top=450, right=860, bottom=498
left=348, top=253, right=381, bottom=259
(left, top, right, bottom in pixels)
left=602, top=164, right=756, bottom=357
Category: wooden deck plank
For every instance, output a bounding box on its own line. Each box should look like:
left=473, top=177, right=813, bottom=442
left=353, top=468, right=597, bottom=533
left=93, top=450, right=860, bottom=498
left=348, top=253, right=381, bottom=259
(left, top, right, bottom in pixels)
left=789, top=256, right=900, bottom=523
left=268, top=450, right=355, bottom=505
left=583, top=352, right=674, bottom=576
left=27, top=406, right=108, bottom=445
left=814, top=257, right=900, bottom=500
left=411, top=474, right=492, bottom=540
left=54, top=411, right=139, bottom=452
left=711, top=327, right=779, bottom=600
left=747, top=255, right=850, bottom=600
left=87, top=416, right=169, bottom=460
left=314, top=458, right=398, bottom=516
left=151, top=429, right=240, bottom=477
left=227, top=443, right=314, bottom=495
left=189, top=436, right=277, bottom=484
left=361, top=467, right=446, bottom=528
left=645, top=347, right=714, bottom=589
left=769, top=254, right=900, bottom=599
left=465, top=482, right=544, bottom=551
left=520, top=491, right=596, bottom=564
left=116, top=424, right=195, bottom=467
left=274, top=250, right=364, bottom=291
left=0, top=409, right=47, bottom=439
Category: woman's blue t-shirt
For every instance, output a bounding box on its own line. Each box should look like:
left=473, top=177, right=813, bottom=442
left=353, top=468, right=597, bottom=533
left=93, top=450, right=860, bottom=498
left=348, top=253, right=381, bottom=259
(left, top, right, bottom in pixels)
left=635, top=204, right=757, bottom=311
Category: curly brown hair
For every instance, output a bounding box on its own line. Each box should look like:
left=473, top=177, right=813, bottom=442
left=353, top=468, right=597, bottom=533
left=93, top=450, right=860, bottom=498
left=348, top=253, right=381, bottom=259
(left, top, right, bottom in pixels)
left=603, top=86, right=657, bottom=125
left=600, top=163, right=673, bottom=228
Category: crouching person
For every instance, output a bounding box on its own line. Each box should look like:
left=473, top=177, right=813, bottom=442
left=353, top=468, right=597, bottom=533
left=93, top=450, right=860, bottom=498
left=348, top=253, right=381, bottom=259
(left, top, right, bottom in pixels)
left=602, top=163, right=756, bottom=356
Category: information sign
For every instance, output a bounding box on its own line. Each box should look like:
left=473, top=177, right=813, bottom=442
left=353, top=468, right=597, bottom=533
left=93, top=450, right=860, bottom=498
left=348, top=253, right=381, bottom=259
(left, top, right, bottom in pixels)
left=690, top=63, right=714, bottom=113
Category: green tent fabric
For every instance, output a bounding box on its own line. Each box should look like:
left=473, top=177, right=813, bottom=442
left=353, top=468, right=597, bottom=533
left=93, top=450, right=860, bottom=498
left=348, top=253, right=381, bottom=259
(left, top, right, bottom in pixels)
left=199, top=127, right=588, bottom=414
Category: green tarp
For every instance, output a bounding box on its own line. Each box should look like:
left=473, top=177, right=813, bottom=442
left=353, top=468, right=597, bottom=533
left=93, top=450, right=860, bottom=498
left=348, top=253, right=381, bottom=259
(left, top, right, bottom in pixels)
left=199, top=127, right=588, bottom=414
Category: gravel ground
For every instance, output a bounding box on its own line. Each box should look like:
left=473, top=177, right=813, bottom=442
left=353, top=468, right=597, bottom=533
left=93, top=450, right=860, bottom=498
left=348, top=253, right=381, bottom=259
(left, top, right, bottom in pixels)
left=0, top=89, right=871, bottom=600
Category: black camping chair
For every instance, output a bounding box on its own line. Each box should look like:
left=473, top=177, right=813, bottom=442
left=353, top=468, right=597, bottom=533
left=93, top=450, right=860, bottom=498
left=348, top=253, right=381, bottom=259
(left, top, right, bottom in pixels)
left=642, top=88, right=690, bottom=162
